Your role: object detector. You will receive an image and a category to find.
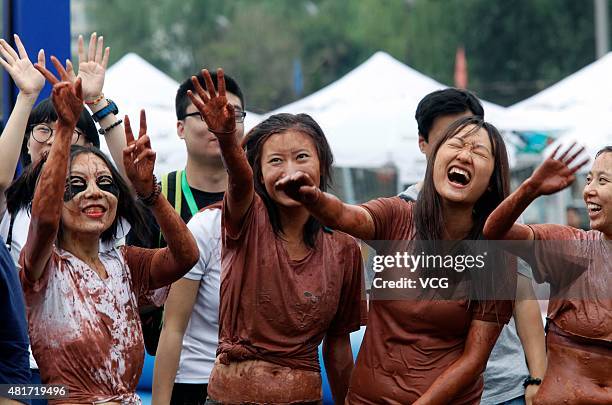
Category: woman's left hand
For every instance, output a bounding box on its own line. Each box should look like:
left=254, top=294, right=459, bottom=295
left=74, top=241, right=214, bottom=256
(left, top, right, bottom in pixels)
left=123, top=110, right=156, bottom=197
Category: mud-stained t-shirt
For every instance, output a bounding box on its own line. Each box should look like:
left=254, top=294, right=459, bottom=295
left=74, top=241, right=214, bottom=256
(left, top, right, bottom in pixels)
left=347, top=197, right=514, bottom=405
left=217, top=194, right=364, bottom=372
left=528, top=224, right=611, bottom=342
left=20, top=245, right=165, bottom=404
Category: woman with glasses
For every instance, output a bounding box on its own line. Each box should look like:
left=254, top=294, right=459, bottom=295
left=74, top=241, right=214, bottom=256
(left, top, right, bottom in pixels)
left=0, top=34, right=132, bottom=399
left=0, top=33, right=127, bottom=263
left=19, top=63, right=198, bottom=403
left=186, top=69, right=364, bottom=404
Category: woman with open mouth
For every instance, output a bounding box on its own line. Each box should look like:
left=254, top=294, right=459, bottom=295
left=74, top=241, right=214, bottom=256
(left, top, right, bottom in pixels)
left=276, top=116, right=516, bottom=404
left=186, top=69, right=364, bottom=404
left=18, top=59, right=199, bottom=404
left=483, top=145, right=611, bottom=404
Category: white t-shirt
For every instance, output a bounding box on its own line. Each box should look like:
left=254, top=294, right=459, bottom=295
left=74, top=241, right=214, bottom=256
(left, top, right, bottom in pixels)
left=175, top=208, right=222, bottom=384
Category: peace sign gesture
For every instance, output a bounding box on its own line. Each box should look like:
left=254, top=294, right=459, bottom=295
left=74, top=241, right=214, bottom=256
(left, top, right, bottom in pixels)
left=123, top=110, right=156, bottom=197
left=528, top=143, right=590, bottom=196
left=34, top=56, right=83, bottom=128
left=187, top=68, right=236, bottom=139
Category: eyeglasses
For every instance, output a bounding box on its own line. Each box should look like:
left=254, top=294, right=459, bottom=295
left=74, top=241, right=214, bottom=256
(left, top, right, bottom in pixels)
left=183, top=110, right=247, bottom=123
left=30, top=124, right=82, bottom=144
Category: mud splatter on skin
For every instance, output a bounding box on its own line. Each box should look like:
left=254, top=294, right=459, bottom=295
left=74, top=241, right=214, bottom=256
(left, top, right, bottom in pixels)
left=22, top=247, right=155, bottom=403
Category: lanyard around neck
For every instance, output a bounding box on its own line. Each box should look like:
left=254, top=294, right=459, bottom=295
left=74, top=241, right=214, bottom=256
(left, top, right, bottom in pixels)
left=180, top=170, right=199, bottom=216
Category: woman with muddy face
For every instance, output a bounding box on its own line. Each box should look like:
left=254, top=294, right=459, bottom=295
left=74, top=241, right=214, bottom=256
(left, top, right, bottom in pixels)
left=484, top=145, right=611, bottom=404
left=277, top=116, right=515, bottom=404
left=19, top=61, right=199, bottom=404
left=187, top=69, right=364, bottom=404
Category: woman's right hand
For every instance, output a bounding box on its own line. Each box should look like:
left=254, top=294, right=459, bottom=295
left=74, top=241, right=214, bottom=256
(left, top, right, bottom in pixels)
left=527, top=143, right=589, bottom=197
left=35, top=57, right=84, bottom=128
left=0, top=34, right=45, bottom=96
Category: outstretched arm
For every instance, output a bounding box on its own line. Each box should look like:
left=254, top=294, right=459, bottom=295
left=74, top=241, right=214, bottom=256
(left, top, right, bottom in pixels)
left=484, top=143, right=589, bottom=240
left=0, top=35, right=46, bottom=215
left=123, top=111, right=199, bottom=288
left=275, top=171, right=375, bottom=240
left=21, top=59, right=84, bottom=281
left=187, top=68, right=252, bottom=235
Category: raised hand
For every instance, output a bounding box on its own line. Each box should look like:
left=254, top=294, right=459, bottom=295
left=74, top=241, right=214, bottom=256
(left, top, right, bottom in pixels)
left=123, top=110, right=156, bottom=197
left=35, top=57, right=83, bottom=128
left=528, top=143, right=590, bottom=196
left=274, top=171, right=321, bottom=205
left=70, top=32, right=110, bottom=102
left=187, top=68, right=236, bottom=138
left=0, top=34, right=45, bottom=96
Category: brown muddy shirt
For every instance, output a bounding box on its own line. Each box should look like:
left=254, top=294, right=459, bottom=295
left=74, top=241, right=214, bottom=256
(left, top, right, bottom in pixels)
left=20, top=245, right=162, bottom=404
left=217, top=195, right=364, bottom=371
left=528, top=225, right=611, bottom=342
left=347, top=197, right=513, bottom=404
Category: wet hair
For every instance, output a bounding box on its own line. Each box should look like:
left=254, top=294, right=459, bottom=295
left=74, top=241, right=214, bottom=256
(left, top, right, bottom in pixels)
left=20, top=98, right=99, bottom=166
left=243, top=113, right=334, bottom=248
left=595, top=145, right=612, bottom=158
left=414, top=116, right=510, bottom=241
left=416, top=88, right=484, bottom=142
left=6, top=145, right=148, bottom=244
left=176, top=70, right=244, bottom=120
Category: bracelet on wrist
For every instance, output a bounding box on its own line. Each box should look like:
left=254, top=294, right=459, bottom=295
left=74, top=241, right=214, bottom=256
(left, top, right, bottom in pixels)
left=523, top=376, right=542, bottom=388
left=85, top=93, right=105, bottom=105
left=137, top=175, right=161, bottom=206
left=98, top=119, right=123, bottom=135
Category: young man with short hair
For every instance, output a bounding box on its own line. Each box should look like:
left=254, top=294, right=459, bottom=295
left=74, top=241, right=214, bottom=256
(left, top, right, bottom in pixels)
left=399, top=88, right=547, bottom=405
left=130, top=70, right=246, bottom=405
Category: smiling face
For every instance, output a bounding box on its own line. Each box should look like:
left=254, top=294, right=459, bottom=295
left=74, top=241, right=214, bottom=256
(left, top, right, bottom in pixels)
left=432, top=124, right=495, bottom=206
left=260, top=129, right=321, bottom=208
left=583, top=152, right=612, bottom=237
left=61, top=153, right=118, bottom=239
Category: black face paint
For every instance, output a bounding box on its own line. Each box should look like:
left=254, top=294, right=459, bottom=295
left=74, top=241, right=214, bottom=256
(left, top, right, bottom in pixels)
left=64, top=176, right=87, bottom=201
left=63, top=175, right=119, bottom=201
left=96, top=175, right=119, bottom=197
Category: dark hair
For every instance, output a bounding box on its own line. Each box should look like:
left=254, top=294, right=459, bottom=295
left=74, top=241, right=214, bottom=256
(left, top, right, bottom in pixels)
left=414, top=116, right=510, bottom=241
left=176, top=70, right=244, bottom=120
left=595, top=145, right=612, bottom=158
left=21, top=98, right=99, bottom=166
left=243, top=113, right=334, bottom=248
left=6, top=145, right=148, bottom=244
left=416, top=88, right=484, bottom=142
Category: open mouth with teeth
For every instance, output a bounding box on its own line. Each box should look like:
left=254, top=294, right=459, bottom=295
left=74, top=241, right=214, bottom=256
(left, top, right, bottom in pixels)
left=447, top=166, right=472, bottom=187
left=82, top=206, right=107, bottom=218
left=587, top=203, right=602, bottom=213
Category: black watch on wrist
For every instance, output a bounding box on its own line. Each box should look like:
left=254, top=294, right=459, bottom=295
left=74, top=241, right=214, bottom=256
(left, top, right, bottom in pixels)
left=92, top=99, right=119, bottom=122
left=523, top=376, right=542, bottom=388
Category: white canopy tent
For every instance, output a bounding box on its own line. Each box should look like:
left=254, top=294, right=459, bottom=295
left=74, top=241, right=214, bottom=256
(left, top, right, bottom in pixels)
left=511, top=52, right=612, bottom=168
left=270, top=52, right=546, bottom=186
left=103, top=53, right=261, bottom=174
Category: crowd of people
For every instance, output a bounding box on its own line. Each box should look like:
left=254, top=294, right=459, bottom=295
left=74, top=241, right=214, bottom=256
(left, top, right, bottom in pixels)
left=0, top=33, right=610, bottom=405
